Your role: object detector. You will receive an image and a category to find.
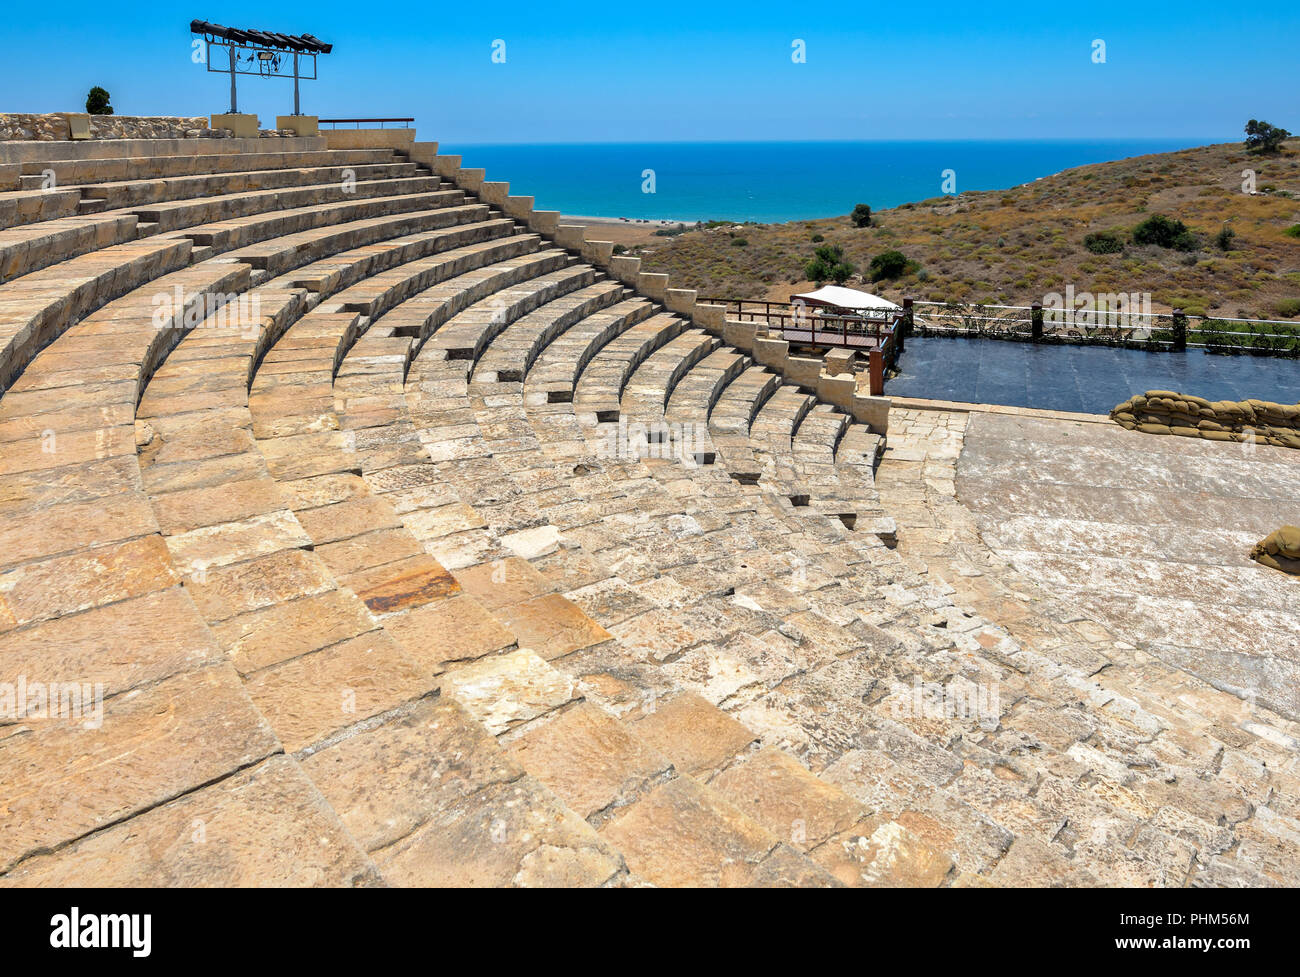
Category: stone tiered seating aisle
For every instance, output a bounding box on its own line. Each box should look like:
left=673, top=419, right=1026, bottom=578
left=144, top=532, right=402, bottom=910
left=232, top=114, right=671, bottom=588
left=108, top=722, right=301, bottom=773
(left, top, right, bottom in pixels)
left=2, top=136, right=1297, bottom=887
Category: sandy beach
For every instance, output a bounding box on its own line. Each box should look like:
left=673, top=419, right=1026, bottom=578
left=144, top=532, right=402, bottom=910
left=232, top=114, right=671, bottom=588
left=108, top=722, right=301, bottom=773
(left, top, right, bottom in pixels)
left=562, top=214, right=697, bottom=247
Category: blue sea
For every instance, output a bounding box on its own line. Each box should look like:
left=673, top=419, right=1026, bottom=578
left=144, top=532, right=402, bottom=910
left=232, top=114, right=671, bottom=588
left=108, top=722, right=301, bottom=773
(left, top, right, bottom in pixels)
left=438, top=139, right=1221, bottom=223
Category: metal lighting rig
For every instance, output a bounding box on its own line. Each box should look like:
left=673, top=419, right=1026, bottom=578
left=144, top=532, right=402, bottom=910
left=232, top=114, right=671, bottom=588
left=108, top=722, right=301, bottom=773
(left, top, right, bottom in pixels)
left=190, top=20, right=333, bottom=116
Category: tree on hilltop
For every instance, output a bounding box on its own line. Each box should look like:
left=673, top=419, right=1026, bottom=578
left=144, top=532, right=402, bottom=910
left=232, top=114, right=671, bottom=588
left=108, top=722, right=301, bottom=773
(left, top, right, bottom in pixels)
left=1244, top=119, right=1290, bottom=153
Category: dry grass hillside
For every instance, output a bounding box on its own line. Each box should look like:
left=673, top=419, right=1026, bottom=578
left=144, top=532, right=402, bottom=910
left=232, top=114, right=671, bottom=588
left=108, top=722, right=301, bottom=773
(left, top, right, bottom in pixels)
left=634, top=139, right=1300, bottom=319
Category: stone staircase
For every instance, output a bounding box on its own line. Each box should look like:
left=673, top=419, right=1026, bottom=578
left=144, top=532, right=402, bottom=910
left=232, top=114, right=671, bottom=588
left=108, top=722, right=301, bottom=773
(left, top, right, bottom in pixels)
left=1, top=133, right=1295, bottom=887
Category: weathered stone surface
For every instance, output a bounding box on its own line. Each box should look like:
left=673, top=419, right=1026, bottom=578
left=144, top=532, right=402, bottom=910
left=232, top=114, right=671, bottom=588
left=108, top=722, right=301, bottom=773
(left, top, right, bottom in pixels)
left=0, top=664, right=278, bottom=874
left=0, top=587, right=220, bottom=700
left=302, top=696, right=524, bottom=852
left=340, top=553, right=461, bottom=614
left=211, top=589, right=377, bottom=675
left=599, top=775, right=778, bottom=887
left=243, top=631, right=429, bottom=753
left=0, top=534, right=178, bottom=627
left=711, top=747, right=867, bottom=851
left=183, top=548, right=333, bottom=622
left=374, top=775, right=625, bottom=887
left=494, top=593, right=614, bottom=660
left=507, top=702, right=672, bottom=821
left=164, top=510, right=312, bottom=576
left=630, top=691, right=759, bottom=778
left=1, top=756, right=381, bottom=887
left=453, top=555, right=553, bottom=611
left=441, top=649, right=579, bottom=736
left=812, top=821, right=954, bottom=887
left=382, top=593, right=516, bottom=672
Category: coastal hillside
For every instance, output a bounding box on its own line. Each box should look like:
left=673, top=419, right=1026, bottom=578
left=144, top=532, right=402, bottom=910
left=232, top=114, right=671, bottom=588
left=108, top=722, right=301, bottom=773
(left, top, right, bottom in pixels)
left=633, top=139, right=1300, bottom=319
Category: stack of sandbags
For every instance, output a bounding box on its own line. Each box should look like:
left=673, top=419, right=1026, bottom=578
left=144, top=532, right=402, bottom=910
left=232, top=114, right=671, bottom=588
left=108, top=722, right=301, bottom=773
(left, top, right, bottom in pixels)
left=1111, top=390, right=1300, bottom=449
left=1250, top=525, right=1300, bottom=574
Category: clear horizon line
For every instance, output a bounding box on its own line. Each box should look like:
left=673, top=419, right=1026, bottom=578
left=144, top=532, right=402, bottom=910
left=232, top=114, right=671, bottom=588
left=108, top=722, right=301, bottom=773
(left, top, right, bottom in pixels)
left=438, top=135, right=1235, bottom=148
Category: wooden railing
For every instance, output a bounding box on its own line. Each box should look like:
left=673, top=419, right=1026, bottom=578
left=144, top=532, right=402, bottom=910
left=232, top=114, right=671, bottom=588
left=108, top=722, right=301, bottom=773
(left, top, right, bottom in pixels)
left=704, top=297, right=901, bottom=353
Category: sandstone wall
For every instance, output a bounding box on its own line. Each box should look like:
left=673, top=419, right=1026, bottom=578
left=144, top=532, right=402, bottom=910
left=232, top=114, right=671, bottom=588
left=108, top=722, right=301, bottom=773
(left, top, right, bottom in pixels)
left=1111, top=390, right=1300, bottom=449
left=0, top=113, right=220, bottom=141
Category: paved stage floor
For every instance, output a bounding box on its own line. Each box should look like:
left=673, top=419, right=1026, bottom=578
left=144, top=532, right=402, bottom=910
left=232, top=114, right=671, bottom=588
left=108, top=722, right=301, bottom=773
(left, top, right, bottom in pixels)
left=887, top=336, right=1300, bottom=414
left=955, top=411, right=1300, bottom=721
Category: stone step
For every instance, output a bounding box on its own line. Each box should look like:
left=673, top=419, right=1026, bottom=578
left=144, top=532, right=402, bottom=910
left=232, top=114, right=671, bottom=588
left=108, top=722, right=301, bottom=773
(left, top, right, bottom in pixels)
left=16, top=147, right=398, bottom=183
left=132, top=176, right=449, bottom=233
left=572, top=311, right=688, bottom=423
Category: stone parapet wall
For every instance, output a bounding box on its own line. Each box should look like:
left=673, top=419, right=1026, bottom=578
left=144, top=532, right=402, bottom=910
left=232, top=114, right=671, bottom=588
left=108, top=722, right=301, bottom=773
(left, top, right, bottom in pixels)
left=0, top=113, right=220, bottom=141
left=1111, top=390, right=1300, bottom=449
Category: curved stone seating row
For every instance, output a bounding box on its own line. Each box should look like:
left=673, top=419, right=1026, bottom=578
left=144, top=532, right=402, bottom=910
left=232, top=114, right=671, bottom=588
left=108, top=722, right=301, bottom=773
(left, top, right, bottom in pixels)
left=228, top=250, right=890, bottom=886
left=571, top=312, right=688, bottom=424
left=328, top=256, right=962, bottom=885
left=15, top=147, right=397, bottom=187
left=1, top=159, right=418, bottom=226
left=0, top=190, right=470, bottom=394
left=356, top=255, right=1013, bottom=883
left=709, top=364, right=784, bottom=485
left=4, top=138, right=1296, bottom=885
left=0, top=142, right=576, bottom=884
left=0, top=159, right=439, bottom=284
left=410, top=162, right=1284, bottom=883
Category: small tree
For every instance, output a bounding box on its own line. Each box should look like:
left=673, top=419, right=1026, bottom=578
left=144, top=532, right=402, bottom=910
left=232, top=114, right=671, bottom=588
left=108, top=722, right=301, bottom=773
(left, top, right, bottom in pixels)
left=850, top=203, right=872, bottom=228
left=869, top=249, right=909, bottom=281
left=1214, top=225, right=1236, bottom=251
left=86, top=86, right=113, bottom=115
left=1244, top=119, right=1291, bottom=153
left=805, top=244, right=854, bottom=285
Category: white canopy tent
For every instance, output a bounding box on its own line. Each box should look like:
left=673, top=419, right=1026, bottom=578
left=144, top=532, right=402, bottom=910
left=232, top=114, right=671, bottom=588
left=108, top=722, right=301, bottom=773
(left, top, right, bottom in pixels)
left=790, top=285, right=900, bottom=313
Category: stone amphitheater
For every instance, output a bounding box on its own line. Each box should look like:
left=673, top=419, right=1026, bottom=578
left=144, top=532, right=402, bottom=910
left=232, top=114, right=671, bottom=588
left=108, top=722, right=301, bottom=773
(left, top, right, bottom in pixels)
left=1, top=126, right=1297, bottom=888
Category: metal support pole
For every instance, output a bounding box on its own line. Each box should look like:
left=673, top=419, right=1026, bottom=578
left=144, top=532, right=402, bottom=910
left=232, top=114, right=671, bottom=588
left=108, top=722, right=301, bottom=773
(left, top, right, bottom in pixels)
left=229, top=44, right=238, bottom=113
left=293, top=52, right=301, bottom=115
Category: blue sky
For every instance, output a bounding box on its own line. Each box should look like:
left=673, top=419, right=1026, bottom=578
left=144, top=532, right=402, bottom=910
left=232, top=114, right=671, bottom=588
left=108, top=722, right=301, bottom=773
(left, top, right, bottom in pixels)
left=4, top=1, right=1296, bottom=143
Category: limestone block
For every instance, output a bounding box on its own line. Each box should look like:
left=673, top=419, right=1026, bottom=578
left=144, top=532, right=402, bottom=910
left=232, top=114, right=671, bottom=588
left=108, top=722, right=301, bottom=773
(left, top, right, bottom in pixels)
left=851, top=392, right=891, bottom=434
left=58, top=112, right=91, bottom=140
left=275, top=115, right=319, bottom=137
left=211, top=113, right=260, bottom=138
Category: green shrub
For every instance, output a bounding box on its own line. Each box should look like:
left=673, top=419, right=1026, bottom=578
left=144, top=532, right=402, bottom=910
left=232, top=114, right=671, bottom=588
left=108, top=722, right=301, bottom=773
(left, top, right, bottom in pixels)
left=85, top=86, right=113, bottom=115
left=868, top=249, right=909, bottom=281
left=1084, top=230, right=1124, bottom=254
left=810, top=233, right=824, bottom=242
left=1274, top=298, right=1300, bottom=317
left=1214, top=226, right=1236, bottom=251
left=1284, top=224, right=1300, bottom=238
left=850, top=203, right=872, bottom=228
left=805, top=244, right=854, bottom=285
left=1133, top=215, right=1197, bottom=251
left=730, top=237, right=748, bottom=247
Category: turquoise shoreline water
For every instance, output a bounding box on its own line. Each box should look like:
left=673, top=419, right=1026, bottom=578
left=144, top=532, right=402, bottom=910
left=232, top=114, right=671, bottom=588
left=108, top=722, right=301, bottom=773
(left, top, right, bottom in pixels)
left=438, top=139, right=1222, bottom=224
